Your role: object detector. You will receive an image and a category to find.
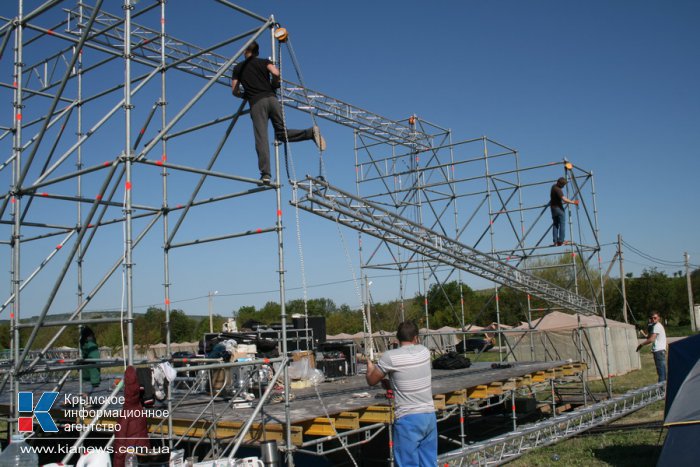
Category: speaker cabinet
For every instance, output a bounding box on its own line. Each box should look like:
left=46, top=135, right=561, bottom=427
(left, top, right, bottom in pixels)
left=293, top=316, right=326, bottom=345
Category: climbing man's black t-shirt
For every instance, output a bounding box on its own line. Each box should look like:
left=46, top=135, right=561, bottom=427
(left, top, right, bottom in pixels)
left=550, top=184, right=564, bottom=210
left=231, top=57, right=276, bottom=105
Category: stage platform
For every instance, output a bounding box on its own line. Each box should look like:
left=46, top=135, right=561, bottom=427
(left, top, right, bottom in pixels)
left=1, top=360, right=584, bottom=446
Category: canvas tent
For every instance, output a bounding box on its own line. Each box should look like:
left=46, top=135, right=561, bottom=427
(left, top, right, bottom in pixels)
left=504, top=311, right=641, bottom=379
left=328, top=327, right=474, bottom=355
left=657, top=334, right=700, bottom=466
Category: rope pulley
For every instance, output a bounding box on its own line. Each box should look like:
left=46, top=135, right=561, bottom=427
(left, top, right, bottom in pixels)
left=274, top=25, right=288, bottom=43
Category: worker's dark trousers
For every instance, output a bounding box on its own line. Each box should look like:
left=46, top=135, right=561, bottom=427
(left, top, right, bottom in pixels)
left=551, top=206, right=566, bottom=244
left=250, top=96, right=313, bottom=177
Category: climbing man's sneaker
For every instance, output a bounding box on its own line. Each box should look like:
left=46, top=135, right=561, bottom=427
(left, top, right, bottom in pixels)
left=312, top=125, right=326, bottom=152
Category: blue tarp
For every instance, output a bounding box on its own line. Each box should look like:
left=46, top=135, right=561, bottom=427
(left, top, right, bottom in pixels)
left=664, top=333, right=700, bottom=419
left=657, top=334, right=700, bottom=466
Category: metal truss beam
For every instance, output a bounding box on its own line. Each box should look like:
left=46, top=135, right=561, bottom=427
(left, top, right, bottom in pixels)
left=292, top=176, right=598, bottom=315
left=438, top=382, right=665, bottom=466
left=280, top=81, right=432, bottom=149
left=14, top=3, right=428, bottom=153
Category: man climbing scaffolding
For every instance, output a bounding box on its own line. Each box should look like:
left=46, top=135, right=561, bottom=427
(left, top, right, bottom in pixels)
left=550, top=177, right=578, bottom=246
left=231, top=41, right=326, bottom=185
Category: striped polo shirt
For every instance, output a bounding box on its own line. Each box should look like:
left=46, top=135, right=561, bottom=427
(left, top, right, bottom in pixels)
left=376, top=344, right=434, bottom=419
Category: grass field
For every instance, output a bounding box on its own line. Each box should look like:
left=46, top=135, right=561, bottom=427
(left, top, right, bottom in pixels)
left=509, top=348, right=667, bottom=467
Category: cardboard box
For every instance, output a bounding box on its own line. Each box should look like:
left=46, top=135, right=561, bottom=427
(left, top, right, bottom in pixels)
left=291, top=350, right=315, bottom=369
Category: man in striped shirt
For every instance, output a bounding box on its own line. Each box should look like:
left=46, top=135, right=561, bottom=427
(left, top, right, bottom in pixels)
left=366, top=321, right=437, bottom=466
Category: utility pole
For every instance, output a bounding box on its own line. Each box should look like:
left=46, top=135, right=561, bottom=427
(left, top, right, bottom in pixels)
left=685, top=253, right=696, bottom=332
left=208, top=290, right=218, bottom=333
left=618, top=234, right=628, bottom=323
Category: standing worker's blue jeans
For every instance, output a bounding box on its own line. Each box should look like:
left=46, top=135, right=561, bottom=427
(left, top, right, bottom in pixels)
left=551, top=206, right=566, bottom=244
left=393, top=412, right=437, bottom=467
left=653, top=350, right=667, bottom=382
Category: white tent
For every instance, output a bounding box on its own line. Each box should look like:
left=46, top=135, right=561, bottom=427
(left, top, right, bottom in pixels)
left=420, top=327, right=459, bottom=350
left=504, top=311, right=641, bottom=379
left=327, top=332, right=355, bottom=341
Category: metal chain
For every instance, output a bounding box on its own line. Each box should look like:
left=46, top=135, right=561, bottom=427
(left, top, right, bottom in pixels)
left=312, top=382, right=360, bottom=467
left=278, top=39, right=361, bottom=467
left=277, top=40, right=310, bottom=330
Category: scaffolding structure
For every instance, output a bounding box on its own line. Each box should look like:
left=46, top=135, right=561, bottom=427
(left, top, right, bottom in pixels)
left=348, top=122, right=606, bottom=325
left=0, top=0, right=300, bottom=462
left=344, top=116, right=611, bottom=377
left=0, top=1, right=619, bottom=465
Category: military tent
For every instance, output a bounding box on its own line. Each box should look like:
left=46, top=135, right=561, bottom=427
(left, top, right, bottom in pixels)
left=504, top=311, right=641, bottom=378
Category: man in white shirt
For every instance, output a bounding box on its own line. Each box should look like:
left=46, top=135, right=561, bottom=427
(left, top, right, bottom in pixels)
left=636, top=311, right=667, bottom=382
left=366, top=321, right=437, bottom=466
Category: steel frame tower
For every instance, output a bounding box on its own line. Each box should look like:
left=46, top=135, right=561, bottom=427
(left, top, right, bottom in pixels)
left=0, top=0, right=295, bottom=460
left=350, top=123, right=607, bottom=352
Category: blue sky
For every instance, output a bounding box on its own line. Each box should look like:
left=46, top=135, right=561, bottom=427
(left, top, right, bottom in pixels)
left=1, top=0, right=698, bottom=322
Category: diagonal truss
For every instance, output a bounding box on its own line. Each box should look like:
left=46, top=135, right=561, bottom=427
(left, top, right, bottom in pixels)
left=438, top=382, right=665, bottom=466
left=292, top=176, right=598, bottom=315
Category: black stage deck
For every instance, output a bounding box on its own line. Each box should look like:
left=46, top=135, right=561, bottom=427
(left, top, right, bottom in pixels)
left=1, top=360, right=575, bottom=444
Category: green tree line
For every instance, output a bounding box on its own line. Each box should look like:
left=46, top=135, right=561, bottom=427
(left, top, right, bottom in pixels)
left=2, top=261, right=697, bottom=352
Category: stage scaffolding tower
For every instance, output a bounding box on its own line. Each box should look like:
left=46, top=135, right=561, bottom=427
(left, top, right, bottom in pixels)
left=0, top=0, right=611, bottom=463
left=350, top=117, right=608, bottom=365
left=0, top=0, right=297, bottom=460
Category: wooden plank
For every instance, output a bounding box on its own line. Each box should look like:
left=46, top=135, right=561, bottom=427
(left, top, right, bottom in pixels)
left=302, top=417, right=337, bottom=437
left=445, top=389, right=466, bottom=405
left=532, top=371, right=546, bottom=382
left=301, top=411, right=360, bottom=436
left=467, top=385, right=489, bottom=399
left=487, top=381, right=504, bottom=396
left=336, top=412, right=360, bottom=431
left=502, top=378, right=517, bottom=391
left=359, top=406, right=392, bottom=424
left=433, top=394, right=446, bottom=410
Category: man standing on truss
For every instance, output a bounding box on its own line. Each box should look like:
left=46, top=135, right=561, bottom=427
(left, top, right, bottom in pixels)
left=550, top=177, right=579, bottom=246
left=231, top=41, right=326, bottom=185
left=366, top=321, right=437, bottom=466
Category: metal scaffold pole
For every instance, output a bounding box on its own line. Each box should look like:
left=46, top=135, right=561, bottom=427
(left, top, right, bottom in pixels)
left=123, top=0, right=135, bottom=366
left=76, top=0, right=85, bottom=400
left=9, top=0, right=25, bottom=437
left=158, top=0, right=175, bottom=447
left=270, top=20, right=294, bottom=467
